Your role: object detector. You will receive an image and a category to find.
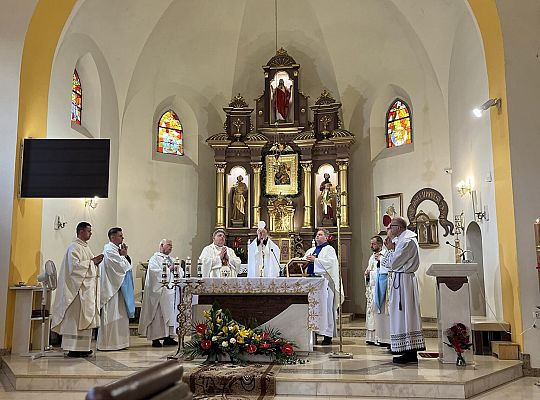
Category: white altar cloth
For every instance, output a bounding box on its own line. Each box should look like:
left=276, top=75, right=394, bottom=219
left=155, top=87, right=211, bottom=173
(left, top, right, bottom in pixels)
left=180, top=277, right=328, bottom=351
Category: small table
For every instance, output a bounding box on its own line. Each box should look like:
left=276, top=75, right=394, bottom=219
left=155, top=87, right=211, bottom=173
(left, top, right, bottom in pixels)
left=9, top=286, right=49, bottom=354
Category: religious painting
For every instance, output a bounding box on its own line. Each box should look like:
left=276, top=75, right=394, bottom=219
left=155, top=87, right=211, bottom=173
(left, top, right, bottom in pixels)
left=265, top=153, right=299, bottom=196
left=270, top=71, right=294, bottom=124
left=376, top=193, right=403, bottom=235
left=315, top=164, right=338, bottom=227
left=226, top=166, right=249, bottom=228
left=276, top=238, right=291, bottom=263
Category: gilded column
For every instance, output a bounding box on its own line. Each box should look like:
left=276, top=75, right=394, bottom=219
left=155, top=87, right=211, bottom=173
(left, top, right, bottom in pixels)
left=301, top=161, right=313, bottom=228
left=251, top=162, right=262, bottom=227
left=337, top=160, right=350, bottom=227
left=215, top=162, right=226, bottom=229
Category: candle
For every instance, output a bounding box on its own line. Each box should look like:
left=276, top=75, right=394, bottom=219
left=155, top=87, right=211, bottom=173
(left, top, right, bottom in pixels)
left=534, top=219, right=540, bottom=249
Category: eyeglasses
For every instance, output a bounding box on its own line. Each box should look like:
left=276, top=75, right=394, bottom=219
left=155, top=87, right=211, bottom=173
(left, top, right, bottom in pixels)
left=388, top=224, right=400, bottom=228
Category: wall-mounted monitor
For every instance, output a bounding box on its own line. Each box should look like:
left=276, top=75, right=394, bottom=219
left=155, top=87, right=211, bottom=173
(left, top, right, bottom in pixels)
left=20, top=138, right=110, bottom=198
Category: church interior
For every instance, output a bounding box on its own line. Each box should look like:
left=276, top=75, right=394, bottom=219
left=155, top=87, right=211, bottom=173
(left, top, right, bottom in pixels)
left=1, top=0, right=540, bottom=398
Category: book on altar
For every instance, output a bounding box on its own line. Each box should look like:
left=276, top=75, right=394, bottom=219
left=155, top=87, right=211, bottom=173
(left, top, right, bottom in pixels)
left=286, top=258, right=308, bottom=277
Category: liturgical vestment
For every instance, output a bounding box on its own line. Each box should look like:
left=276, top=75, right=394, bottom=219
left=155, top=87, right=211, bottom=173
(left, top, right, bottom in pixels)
left=97, top=242, right=132, bottom=350
left=304, top=243, right=344, bottom=337
left=51, top=238, right=100, bottom=352
left=247, top=238, right=281, bottom=277
left=138, top=252, right=180, bottom=340
left=199, top=244, right=241, bottom=278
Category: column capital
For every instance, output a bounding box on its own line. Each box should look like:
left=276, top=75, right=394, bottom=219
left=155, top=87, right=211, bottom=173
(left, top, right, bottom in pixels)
left=215, top=162, right=227, bottom=173
left=250, top=162, right=262, bottom=173
left=300, top=160, right=312, bottom=171
left=337, top=159, right=349, bottom=169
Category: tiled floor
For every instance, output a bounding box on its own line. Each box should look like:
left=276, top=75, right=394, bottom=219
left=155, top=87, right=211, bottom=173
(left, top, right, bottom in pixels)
left=0, top=336, right=537, bottom=399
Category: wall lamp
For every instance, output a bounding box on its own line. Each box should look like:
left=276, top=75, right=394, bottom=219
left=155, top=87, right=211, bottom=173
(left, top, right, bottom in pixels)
left=456, top=180, right=473, bottom=197
left=472, top=98, right=501, bottom=118
left=84, top=196, right=99, bottom=209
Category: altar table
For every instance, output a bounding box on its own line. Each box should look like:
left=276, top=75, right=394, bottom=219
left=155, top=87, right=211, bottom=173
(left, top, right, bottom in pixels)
left=180, top=277, right=328, bottom=351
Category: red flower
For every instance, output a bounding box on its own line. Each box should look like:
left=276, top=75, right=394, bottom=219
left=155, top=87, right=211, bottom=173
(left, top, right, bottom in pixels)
left=196, top=324, right=207, bottom=334
left=260, top=343, right=271, bottom=350
left=281, top=343, right=294, bottom=356
left=247, top=344, right=257, bottom=354
left=233, top=236, right=242, bottom=249
left=327, top=234, right=335, bottom=242
left=201, top=340, right=212, bottom=350
left=261, top=331, right=270, bottom=340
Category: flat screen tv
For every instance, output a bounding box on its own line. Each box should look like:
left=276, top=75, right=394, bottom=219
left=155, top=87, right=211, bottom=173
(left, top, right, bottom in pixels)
left=20, top=138, right=110, bottom=198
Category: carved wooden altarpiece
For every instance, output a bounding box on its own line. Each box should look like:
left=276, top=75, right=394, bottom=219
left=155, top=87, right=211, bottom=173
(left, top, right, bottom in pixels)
left=206, top=48, right=355, bottom=312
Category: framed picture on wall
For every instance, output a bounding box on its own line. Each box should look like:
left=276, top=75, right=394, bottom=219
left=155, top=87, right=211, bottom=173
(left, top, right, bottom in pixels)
left=264, top=153, right=299, bottom=196
left=376, top=193, right=403, bottom=235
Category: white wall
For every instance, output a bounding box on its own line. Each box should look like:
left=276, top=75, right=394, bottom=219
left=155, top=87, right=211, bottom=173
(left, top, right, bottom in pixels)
left=447, top=10, right=502, bottom=319
left=0, top=0, right=38, bottom=347
left=497, top=0, right=540, bottom=369
left=42, top=32, right=120, bottom=268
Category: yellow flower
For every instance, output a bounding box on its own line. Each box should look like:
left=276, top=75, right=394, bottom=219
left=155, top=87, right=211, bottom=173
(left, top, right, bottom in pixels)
left=237, top=336, right=245, bottom=344
left=203, top=310, right=211, bottom=318
left=222, top=326, right=228, bottom=334
left=216, top=317, right=222, bottom=324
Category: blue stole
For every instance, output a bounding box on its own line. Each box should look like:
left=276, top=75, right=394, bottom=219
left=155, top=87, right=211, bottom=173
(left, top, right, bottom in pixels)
left=374, top=264, right=387, bottom=313
left=306, top=242, right=329, bottom=275
left=120, top=269, right=135, bottom=318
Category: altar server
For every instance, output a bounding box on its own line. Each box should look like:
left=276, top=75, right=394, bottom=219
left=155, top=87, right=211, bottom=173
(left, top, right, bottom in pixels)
left=97, top=227, right=134, bottom=351
left=52, top=222, right=102, bottom=357
left=366, top=235, right=390, bottom=347
left=199, top=229, right=241, bottom=277
left=304, top=228, right=344, bottom=345
left=138, top=239, right=180, bottom=347
left=382, top=217, right=426, bottom=364
left=247, top=223, right=281, bottom=277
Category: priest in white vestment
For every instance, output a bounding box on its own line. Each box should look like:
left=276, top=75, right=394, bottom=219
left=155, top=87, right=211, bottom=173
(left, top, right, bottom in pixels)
left=97, top=227, right=133, bottom=351
left=304, top=228, right=344, bottom=345
left=365, top=235, right=389, bottom=345
left=382, top=217, right=426, bottom=364
left=199, top=229, right=241, bottom=278
left=138, top=239, right=180, bottom=347
left=247, top=227, right=281, bottom=277
left=52, top=222, right=102, bottom=357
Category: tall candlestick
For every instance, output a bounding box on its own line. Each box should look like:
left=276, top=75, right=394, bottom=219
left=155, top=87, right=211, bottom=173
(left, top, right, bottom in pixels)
left=535, top=219, right=540, bottom=289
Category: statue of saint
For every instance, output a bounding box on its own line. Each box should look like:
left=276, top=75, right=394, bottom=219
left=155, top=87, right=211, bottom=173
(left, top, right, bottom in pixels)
left=274, top=164, right=291, bottom=185
left=231, top=175, right=248, bottom=225
left=319, top=173, right=336, bottom=226
left=272, top=79, right=291, bottom=122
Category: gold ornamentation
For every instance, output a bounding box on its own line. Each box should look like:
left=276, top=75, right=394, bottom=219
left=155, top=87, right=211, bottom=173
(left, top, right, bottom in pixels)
left=268, top=196, right=295, bottom=233
left=267, top=47, right=297, bottom=67
left=229, top=93, right=249, bottom=108
left=315, top=89, right=336, bottom=105
left=265, top=153, right=299, bottom=196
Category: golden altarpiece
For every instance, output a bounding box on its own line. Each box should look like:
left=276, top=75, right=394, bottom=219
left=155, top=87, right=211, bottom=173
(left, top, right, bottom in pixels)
left=207, top=49, right=355, bottom=311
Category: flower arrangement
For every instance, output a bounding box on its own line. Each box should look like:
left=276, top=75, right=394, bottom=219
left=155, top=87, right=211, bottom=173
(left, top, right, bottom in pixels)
left=184, top=303, right=298, bottom=364
left=232, top=236, right=247, bottom=263
left=444, top=322, right=472, bottom=366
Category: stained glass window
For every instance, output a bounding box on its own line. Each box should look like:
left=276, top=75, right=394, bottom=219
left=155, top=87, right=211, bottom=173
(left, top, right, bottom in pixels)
left=71, top=70, right=82, bottom=125
left=386, top=99, right=412, bottom=148
left=157, top=110, right=184, bottom=155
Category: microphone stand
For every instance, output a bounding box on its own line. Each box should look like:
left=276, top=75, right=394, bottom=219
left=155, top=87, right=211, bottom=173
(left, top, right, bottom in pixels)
left=270, top=248, right=281, bottom=276
left=329, top=185, right=353, bottom=359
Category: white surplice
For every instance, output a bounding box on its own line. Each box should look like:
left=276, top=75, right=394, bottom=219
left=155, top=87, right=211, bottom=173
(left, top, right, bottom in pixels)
left=247, top=238, right=280, bottom=277
left=138, top=252, right=181, bottom=340
left=304, top=244, right=344, bottom=337
left=97, top=242, right=132, bottom=350
left=382, top=230, right=426, bottom=353
left=52, top=239, right=100, bottom=351
left=199, top=244, right=241, bottom=278
left=365, top=252, right=378, bottom=343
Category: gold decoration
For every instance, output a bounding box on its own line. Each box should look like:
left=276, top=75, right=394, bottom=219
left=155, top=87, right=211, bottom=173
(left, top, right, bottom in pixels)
left=265, top=153, right=299, bottom=196
left=268, top=196, right=295, bottom=233
left=315, top=89, right=336, bottom=105
left=229, top=93, right=249, bottom=108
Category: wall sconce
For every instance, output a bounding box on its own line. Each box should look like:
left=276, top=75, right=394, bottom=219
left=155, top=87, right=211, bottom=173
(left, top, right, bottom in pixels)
left=456, top=180, right=473, bottom=197
left=84, top=196, right=99, bottom=209
left=472, top=190, right=489, bottom=221
left=472, top=98, right=501, bottom=118
left=53, top=215, right=67, bottom=230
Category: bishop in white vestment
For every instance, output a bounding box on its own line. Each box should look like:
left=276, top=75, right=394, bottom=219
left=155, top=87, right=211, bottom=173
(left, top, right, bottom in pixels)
left=304, top=228, right=344, bottom=345
left=51, top=222, right=102, bottom=357
left=138, top=239, right=180, bottom=347
left=199, top=229, right=241, bottom=278
left=382, top=217, right=426, bottom=364
left=247, top=227, right=281, bottom=277
left=97, top=227, right=133, bottom=351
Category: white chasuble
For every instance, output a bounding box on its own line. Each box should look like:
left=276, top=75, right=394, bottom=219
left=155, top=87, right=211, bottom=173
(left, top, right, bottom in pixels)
left=304, top=244, right=344, bottom=337
left=51, top=239, right=100, bottom=352
left=199, top=244, right=241, bottom=278
left=382, top=230, right=425, bottom=353
left=97, top=242, right=132, bottom=350
left=138, top=252, right=181, bottom=340
left=247, top=238, right=280, bottom=278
